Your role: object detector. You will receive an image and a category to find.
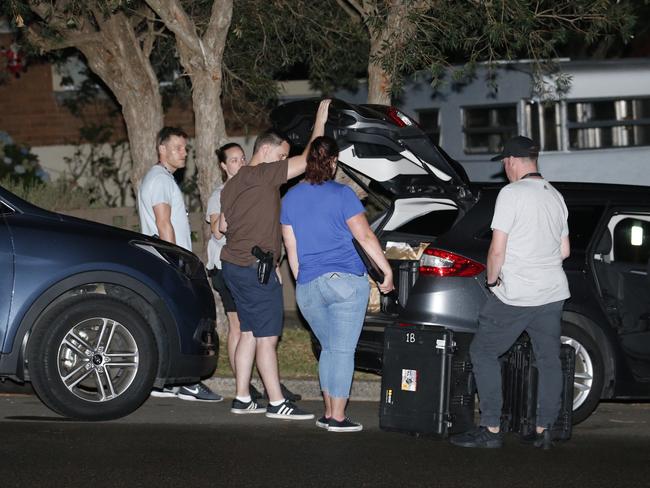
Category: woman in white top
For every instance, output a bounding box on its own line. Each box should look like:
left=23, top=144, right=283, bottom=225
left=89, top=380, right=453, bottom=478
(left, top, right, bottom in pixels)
left=206, top=143, right=246, bottom=375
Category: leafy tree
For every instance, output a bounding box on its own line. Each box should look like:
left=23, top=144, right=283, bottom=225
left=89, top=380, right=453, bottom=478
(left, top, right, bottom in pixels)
left=3, top=0, right=365, bottom=208
left=336, top=0, right=638, bottom=104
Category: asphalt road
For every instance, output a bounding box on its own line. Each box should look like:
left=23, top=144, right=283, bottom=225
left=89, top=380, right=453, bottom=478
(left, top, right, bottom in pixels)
left=0, top=395, right=649, bottom=488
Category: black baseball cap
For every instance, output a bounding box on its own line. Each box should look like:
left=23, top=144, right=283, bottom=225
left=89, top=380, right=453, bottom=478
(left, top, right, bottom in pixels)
left=490, top=136, right=540, bottom=161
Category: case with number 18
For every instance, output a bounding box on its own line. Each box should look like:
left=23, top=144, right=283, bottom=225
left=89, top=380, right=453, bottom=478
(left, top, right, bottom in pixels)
left=379, top=324, right=476, bottom=437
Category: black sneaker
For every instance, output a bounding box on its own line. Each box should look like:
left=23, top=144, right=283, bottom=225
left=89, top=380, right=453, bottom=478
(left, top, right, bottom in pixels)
left=521, top=429, right=553, bottom=450
left=449, top=426, right=503, bottom=449
left=249, top=383, right=263, bottom=401
left=265, top=400, right=314, bottom=420
left=533, top=429, right=553, bottom=450
left=230, top=398, right=266, bottom=414
left=315, top=416, right=330, bottom=429
left=264, top=383, right=302, bottom=402
left=327, top=417, right=363, bottom=432
left=176, top=383, right=223, bottom=402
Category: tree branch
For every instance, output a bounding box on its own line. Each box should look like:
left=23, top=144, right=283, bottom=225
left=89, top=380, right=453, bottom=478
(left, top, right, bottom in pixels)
left=336, top=0, right=363, bottom=22
left=144, top=0, right=202, bottom=55
left=203, top=0, right=233, bottom=48
left=26, top=0, right=101, bottom=48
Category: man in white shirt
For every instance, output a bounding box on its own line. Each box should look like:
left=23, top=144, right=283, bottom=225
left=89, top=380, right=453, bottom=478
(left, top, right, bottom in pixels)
left=451, top=136, right=571, bottom=449
left=138, top=126, right=222, bottom=403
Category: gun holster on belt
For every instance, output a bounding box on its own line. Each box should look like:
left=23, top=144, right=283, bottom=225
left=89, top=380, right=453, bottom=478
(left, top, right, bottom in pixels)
left=251, top=246, right=274, bottom=285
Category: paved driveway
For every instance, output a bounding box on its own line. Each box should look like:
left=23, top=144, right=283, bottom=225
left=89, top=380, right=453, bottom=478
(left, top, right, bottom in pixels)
left=0, top=395, right=648, bottom=488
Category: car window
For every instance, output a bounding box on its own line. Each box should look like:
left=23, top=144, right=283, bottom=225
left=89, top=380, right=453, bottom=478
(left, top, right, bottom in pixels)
left=476, top=205, right=603, bottom=249
left=393, top=208, right=459, bottom=236
left=568, top=206, right=605, bottom=251
left=613, top=217, right=650, bottom=265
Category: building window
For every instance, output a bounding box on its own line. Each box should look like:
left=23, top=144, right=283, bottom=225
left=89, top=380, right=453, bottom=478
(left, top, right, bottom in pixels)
left=567, top=98, right=650, bottom=150
left=462, top=105, right=517, bottom=154
left=524, top=101, right=561, bottom=152
left=417, top=109, right=440, bottom=145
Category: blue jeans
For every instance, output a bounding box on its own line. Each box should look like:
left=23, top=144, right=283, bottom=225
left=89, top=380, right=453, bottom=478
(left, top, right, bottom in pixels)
left=296, top=272, right=370, bottom=399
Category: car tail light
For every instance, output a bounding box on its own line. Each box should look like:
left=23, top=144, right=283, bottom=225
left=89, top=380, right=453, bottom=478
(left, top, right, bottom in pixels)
left=386, top=107, right=415, bottom=127
left=419, top=248, right=485, bottom=277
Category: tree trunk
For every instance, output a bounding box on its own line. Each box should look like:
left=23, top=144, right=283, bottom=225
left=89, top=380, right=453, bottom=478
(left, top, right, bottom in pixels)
left=73, top=13, right=164, bottom=190
left=367, top=37, right=392, bottom=105
left=365, top=0, right=420, bottom=106
left=191, top=73, right=228, bottom=210
left=152, top=0, right=232, bottom=337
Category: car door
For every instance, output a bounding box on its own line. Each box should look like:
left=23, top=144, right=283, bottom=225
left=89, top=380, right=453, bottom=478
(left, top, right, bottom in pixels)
left=598, top=210, right=650, bottom=378
left=0, top=200, right=15, bottom=348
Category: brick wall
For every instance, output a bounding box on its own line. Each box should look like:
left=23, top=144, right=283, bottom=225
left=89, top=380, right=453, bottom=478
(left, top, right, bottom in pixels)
left=0, top=33, right=198, bottom=147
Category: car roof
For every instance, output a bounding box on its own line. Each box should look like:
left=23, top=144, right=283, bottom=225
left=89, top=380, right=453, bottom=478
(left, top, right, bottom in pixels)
left=474, top=181, right=650, bottom=205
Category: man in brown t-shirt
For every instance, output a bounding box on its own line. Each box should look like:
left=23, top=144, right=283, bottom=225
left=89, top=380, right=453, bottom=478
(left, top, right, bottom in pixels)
left=220, top=100, right=330, bottom=419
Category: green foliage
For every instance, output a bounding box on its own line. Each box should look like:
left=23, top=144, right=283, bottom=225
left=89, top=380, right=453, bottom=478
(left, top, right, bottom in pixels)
left=0, top=177, right=96, bottom=211
left=366, top=0, right=638, bottom=97
left=62, top=123, right=134, bottom=208
left=0, top=134, right=48, bottom=187
left=221, top=0, right=368, bottom=127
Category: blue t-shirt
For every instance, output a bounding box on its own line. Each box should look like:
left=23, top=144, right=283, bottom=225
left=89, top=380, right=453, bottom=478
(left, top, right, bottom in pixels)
left=281, top=181, right=366, bottom=284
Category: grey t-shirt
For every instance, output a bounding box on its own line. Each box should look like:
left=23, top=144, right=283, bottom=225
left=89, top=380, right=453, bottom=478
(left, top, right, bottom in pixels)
left=137, top=165, right=192, bottom=252
left=491, top=178, right=570, bottom=306
left=205, top=183, right=225, bottom=270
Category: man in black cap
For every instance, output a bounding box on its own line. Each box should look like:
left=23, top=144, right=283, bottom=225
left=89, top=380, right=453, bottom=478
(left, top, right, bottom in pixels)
left=450, top=136, right=571, bottom=449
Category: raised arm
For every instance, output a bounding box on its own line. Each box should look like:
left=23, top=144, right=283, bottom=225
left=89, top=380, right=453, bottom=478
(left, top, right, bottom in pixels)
left=346, top=213, right=394, bottom=294
left=287, top=99, right=331, bottom=179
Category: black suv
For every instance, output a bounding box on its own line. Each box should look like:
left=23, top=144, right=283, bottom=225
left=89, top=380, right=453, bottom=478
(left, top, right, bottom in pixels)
left=273, top=98, right=650, bottom=424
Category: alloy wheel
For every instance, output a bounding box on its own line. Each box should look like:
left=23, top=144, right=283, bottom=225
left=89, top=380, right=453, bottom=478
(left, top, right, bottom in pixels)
left=57, top=317, right=140, bottom=402
left=561, top=335, right=594, bottom=411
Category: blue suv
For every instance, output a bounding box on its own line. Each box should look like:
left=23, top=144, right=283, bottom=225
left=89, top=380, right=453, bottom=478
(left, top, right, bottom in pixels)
left=0, top=186, right=218, bottom=420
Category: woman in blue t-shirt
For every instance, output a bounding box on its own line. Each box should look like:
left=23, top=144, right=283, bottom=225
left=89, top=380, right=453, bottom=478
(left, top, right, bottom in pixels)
left=281, top=136, right=394, bottom=432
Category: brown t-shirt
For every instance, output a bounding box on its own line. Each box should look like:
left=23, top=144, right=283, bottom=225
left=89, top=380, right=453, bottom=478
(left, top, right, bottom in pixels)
left=220, top=159, right=289, bottom=266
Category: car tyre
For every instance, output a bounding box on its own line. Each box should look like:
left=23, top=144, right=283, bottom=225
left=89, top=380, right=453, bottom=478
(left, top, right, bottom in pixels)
left=561, top=322, right=605, bottom=425
left=27, top=295, right=158, bottom=421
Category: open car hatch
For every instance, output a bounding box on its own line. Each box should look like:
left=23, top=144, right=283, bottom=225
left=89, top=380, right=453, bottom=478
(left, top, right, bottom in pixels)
left=271, top=98, right=475, bottom=206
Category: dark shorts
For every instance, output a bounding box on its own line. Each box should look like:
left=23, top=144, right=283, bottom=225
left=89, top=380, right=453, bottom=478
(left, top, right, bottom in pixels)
left=208, top=268, right=237, bottom=313
left=221, top=261, right=284, bottom=338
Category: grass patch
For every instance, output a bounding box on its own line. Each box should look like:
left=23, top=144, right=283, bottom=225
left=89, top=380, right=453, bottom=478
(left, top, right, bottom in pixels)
left=215, top=326, right=379, bottom=381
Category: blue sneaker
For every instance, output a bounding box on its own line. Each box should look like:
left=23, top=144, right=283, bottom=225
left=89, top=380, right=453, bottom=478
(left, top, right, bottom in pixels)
left=176, top=382, right=223, bottom=402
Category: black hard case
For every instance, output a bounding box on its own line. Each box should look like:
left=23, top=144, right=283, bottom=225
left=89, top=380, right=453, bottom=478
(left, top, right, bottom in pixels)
left=500, top=339, right=575, bottom=441
left=379, top=325, right=475, bottom=437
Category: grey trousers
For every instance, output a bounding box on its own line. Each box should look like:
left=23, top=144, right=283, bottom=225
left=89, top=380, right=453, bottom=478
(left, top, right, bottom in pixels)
left=470, top=294, right=564, bottom=428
